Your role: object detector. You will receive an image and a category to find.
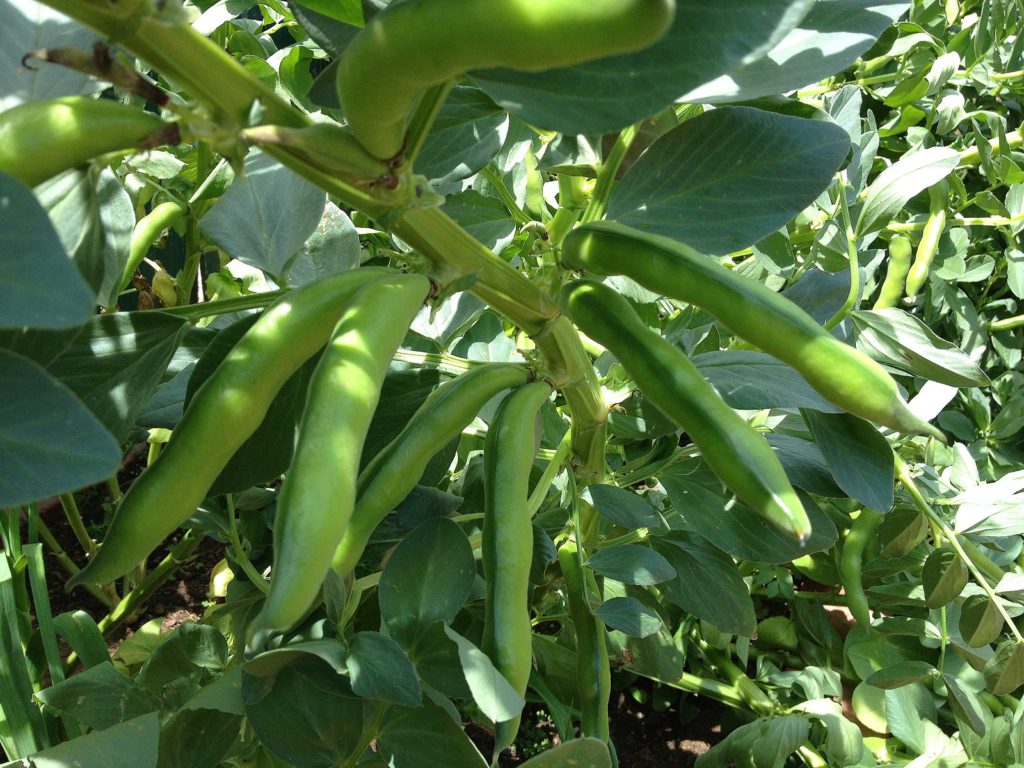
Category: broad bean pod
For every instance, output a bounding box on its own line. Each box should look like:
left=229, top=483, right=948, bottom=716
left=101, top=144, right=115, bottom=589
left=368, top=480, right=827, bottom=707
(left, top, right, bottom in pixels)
left=331, top=363, right=531, bottom=580
left=562, top=221, right=944, bottom=441
left=482, top=380, right=552, bottom=756
left=872, top=235, right=912, bottom=310
left=336, top=0, right=675, bottom=159
left=905, top=182, right=948, bottom=297
left=559, top=279, right=810, bottom=541
left=68, top=267, right=393, bottom=587
left=0, top=96, right=176, bottom=186
left=255, top=273, right=430, bottom=633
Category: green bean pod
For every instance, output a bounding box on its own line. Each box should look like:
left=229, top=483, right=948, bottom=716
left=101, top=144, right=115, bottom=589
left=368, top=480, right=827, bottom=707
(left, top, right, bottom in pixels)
left=112, top=200, right=188, bottom=305
left=482, top=380, right=552, bottom=756
left=905, top=182, right=948, bottom=297
left=331, top=363, right=531, bottom=580
left=840, top=507, right=882, bottom=628
left=0, top=96, right=177, bottom=186
left=255, top=273, right=431, bottom=633
left=336, top=0, right=675, bottom=159
left=68, top=267, right=393, bottom=588
left=557, top=539, right=612, bottom=743
left=559, top=279, right=810, bottom=541
left=562, top=221, right=944, bottom=441
left=872, top=235, right=913, bottom=310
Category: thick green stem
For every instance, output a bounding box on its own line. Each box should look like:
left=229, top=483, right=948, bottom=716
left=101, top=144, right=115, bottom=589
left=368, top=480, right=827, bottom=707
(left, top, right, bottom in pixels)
left=581, top=124, right=637, bottom=225
left=59, top=493, right=95, bottom=556
left=958, top=129, right=1023, bottom=166
left=96, top=530, right=205, bottom=635
left=990, top=314, right=1024, bottom=332
left=826, top=182, right=861, bottom=330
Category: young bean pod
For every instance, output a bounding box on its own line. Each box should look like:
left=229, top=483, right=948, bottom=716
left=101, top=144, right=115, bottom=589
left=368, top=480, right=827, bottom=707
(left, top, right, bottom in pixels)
left=255, top=273, right=431, bottom=634
left=840, top=507, right=882, bottom=629
left=242, top=123, right=392, bottom=184
left=482, top=380, right=552, bottom=757
left=68, top=267, right=394, bottom=588
left=872, top=235, right=912, bottom=310
left=562, top=221, right=944, bottom=441
left=331, top=363, right=531, bottom=580
left=336, top=0, right=675, bottom=159
left=557, top=539, right=612, bottom=743
left=0, top=96, right=177, bottom=186
left=904, top=182, right=948, bottom=297
left=559, top=279, right=810, bottom=541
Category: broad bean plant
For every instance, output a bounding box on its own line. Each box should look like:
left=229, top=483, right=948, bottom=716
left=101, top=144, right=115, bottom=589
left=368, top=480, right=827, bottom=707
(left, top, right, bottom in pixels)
left=0, top=0, right=1021, bottom=766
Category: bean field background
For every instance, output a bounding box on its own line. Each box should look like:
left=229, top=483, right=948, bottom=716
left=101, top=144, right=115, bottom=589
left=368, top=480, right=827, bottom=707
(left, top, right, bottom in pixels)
left=1, top=0, right=1024, bottom=767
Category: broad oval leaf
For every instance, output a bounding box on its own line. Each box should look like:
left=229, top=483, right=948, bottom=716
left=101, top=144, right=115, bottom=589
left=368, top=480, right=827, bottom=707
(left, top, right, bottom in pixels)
left=594, top=596, right=662, bottom=639
left=377, top=699, right=488, bottom=768
left=922, top=549, right=969, bottom=609
left=865, top=660, right=936, bottom=690
left=583, top=484, right=661, bottom=529
left=983, top=640, right=1024, bottom=696
left=803, top=410, right=894, bottom=512
left=856, top=148, right=958, bottom=238
left=26, top=712, right=160, bottom=768
left=517, top=738, right=611, bottom=768
left=443, top=626, right=524, bottom=723
left=0, top=172, right=93, bottom=329
left=379, top=517, right=476, bottom=647
left=694, top=351, right=843, bottom=412
left=878, top=507, right=929, bottom=559
left=942, top=673, right=990, bottom=737
left=585, top=545, right=675, bottom=585
left=417, top=86, right=506, bottom=185
left=959, top=595, right=1004, bottom=648
left=346, top=631, right=421, bottom=707
left=0, top=348, right=120, bottom=506
left=607, top=107, right=850, bottom=255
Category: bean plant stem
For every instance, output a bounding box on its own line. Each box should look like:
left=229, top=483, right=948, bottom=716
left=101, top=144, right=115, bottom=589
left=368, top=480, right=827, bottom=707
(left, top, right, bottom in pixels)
left=581, top=124, right=637, bottom=225
left=480, top=164, right=532, bottom=226
left=96, top=529, right=205, bottom=635
left=990, top=314, right=1024, bottom=331
left=895, top=455, right=1023, bottom=642
left=225, top=495, right=269, bottom=595
left=58, top=493, right=95, bottom=556
left=33, top=514, right=118, bottom=609
left=825, top=180, right=860, bottom=330
left=526, top=429, right=572, bottom=517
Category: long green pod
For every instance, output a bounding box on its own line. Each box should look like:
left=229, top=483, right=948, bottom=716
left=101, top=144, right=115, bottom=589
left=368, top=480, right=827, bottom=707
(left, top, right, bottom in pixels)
left=112, top=200, right=188, bottom=306
left=559, top=279, right=810, bottom=541
left=0, top=96, right=176, bottom=186
left=872, top=235, right=912, bottom=310
left=482, top=380, right=552, bottom=757
left=905, top=182, right=948, bottom=297
left=337, top=0, right=675, bottom=159
left=557, top=539, right=612, bottom=743
left=562, top=221, right=944, bottom=441
left=840, top=507, right=882, bottom=629
left=255, top=274, right=431, bottom=633
left=331, top=363, right=531, bottom=580
left=68, top=267, right=393, bottom=588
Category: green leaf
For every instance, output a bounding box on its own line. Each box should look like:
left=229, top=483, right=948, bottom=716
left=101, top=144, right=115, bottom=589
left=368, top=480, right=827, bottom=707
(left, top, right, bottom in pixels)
left=417, top=87, right=506, bottom=185
left=953, top=472, right=1024, bottom=537
left=198, top=150, right=326, bottom=278
left=284, top=202, right=363, bottom=285
left=0, top=172, right=93, bottom=328
left=652, top=531, right=756, bottom=637
left=35, top=169, right=105, bottom=297
left=379, top=517, right=476, bottom=647
left=878, top=507, right=929, bottom=559
left=694, top=351, right=843, bottom=412
left=766, top=434, right=845, bottom=497
left=659, top=466, right=838, bottom=563
left=443, top=190, right=517, bottom=253
left=594, top=596, right=662, bottom=639
left=46, top=312, right=188, bottom=440
left=518, top=738, right=611, bottom=768
left=26, top=713, right=160, bottom=768
left=922, top=549, right=969, bottom=609
left=136, top=624, right=229, bottom=708
left=35, top=662, right=159, bottom=731
left=681, top=0, right=907, bottom=104
left=959, top=595, right=1005, bottom=648
left=443, top=626, right=525, bottom=723
left=0, top=348, right=120, bottom=507
left=53, top=610, right=111, bottom=669
left=583, top=484, right=661, bottom=529
left=865, top=660, right=936, bottom=689
left=0, top=2, right=95, bottom=109
left=585, top=545, right=675, bottom=585
left=856, top=147, right=959, bottom=238
left=156, top=709, right=242, bottom=768
left=607, top=107, right=850, bottom=255
left=790, top=698, right=865, bottom=767
left=471, top=0, right=814, bottom=135
left=94, top=167, right=134, bottom=305
left=695, top=714, right=810, bottom=768
left=346, top=631, right=422, bottom=707
left=851, top=309, right=991, bottom=387
left=292, top=0, right=362, bottom=25
left=804, top=410, right=894, bottom=512
left=242, top=655, right=364, bottom=768
left=943, top=673, right=989, bottom=737
left=984, top=640, right=1024, bottom=696
left=377, top=699, right=488, bottom=768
